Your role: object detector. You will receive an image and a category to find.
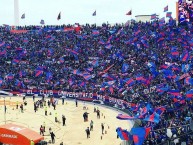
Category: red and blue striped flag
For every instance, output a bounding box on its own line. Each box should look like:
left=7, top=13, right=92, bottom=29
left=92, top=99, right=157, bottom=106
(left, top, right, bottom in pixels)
left=46, top=72, right=53, bottom=82
left=116, top=114, right=137, bottom=120
left=15, top=79, right=22, bottom=87
left=186, top=89, right=193, bottom=98
left=16, top=47, right=23, bottom=51
left=151, top=14, right=157, bottom=20
left=0, top=50, right=7, bottom=56
left=164, top=5, right=168, bottom=12
left=79, top=81, right=86, bottom=87
left=131, top=127, right=146, bottom=145
left=166, top=12, right=172, bottom=17
left=12, top=58, right=20, bottom=64
left=188, top=40, right=193, bottom=47
left=154, top=106, right=166, bottom=115
left=0, top=41, right=5, bottom=47
left=59, top=57, right=64, bottom=63
left=184, top=77, right=193, bottom=85
left=167, top=90, right=181, bottom=96
left=35, top=67, right=43, bottom=77
left=171, top=47, right=179, bottom=56
left=105, top=44, right=112, bottom=49
left=123, top=78, right=135, bottom=86
left=92, top=30, right=99, bottom=35
left=180, top=51, right=189, bottom=62
left=143, top=112, right=160, bottom=123
left=19, top=71, right=26, bottom=78
left=83, top=74, right=92, bottom=81
left=116, top=127, right=133, bottom=141
left=91, top=60, right=99, bottom=67
left=6, top=73, right=14, bottom=80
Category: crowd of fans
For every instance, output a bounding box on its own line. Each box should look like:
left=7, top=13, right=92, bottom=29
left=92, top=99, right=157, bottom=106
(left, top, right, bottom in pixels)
left=0, top=20, right=193, bottom=144
left=178, top=0, right=193, bottom=24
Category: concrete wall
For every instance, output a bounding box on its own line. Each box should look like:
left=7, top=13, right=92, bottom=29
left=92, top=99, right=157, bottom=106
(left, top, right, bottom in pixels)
left=135, top=15, right=159, bottom=22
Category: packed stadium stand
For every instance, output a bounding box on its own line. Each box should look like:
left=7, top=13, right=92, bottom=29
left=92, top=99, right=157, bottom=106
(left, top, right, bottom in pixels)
left=0, top=19, right=193, bottom=144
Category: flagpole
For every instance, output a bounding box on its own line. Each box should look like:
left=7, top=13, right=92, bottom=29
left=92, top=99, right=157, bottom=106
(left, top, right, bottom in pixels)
left=59, top=12, right=61, bottom=27
left=131, top=8, right=132, bottom=21
left=95, top=10, right=96, bottom=26
left=58, top=14, right=60, bottom=27
left=60, top=13, right=62, bottom=27
left=4, top=96, right=6, bottom=124
left=167, top=4, right=168, bottom=22
left=95, top=15, right=96, bottom=26
left=24, top=15, right=26, bottom=27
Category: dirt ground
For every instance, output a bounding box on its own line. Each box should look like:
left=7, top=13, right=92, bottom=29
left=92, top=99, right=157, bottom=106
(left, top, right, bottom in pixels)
left=0, top=96, right=133, bottom=145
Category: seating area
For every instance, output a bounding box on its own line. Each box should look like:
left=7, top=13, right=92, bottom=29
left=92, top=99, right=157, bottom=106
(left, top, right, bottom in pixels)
left=0, top=20, right=193, bottom=144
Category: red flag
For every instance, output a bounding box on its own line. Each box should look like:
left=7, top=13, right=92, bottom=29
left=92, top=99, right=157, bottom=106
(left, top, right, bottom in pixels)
left=126, top=10, right=132, bottom=15
left=99, top=64, right=114, bottom=75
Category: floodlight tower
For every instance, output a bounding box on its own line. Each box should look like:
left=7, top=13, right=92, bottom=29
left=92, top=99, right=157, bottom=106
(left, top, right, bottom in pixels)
left=14, top=0, right=19, bottom=26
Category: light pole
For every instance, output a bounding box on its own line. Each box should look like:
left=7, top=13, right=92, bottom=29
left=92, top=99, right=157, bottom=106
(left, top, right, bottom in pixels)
left=14, top=0, right=19, bottom=26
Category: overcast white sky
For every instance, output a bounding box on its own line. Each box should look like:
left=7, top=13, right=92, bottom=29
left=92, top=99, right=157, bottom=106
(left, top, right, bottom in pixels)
left=0, top=0, right=178, bottom=25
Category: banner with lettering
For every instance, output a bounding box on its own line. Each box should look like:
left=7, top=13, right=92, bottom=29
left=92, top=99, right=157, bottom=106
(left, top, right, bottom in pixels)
left=15, top=89, right=134, bottom=108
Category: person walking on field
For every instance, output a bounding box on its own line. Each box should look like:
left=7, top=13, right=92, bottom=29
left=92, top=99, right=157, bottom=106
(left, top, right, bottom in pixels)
left=33, top=95, right=35, bottom=102
left=49, top=127, right=52, bottom=134
left=48, top=100, right=50, bottom=108
left=43, top=122, right=46, bottom=132
left=55, top=112, right=58, bottom=122
left=97, top=109, right=100, bottom=119
left=16, top=101, right=18, bottom=109
left=45, top=106, right=47, bottom=116
left=50, top=131, right=56, bottom=144
left=20, top=104, right=23, bottom=113
left=62, top=98, right=64, bottom=105
left=76, top=99, right=78, bottom=107
left=40, top=125, right=44, bottom=136
left=90, top=120, right=93, bottom=131
left=85, top=127, right=90, bottom=138
left=53, top=104, right=56, bottom=110
left=62, top=115, right=66, bottom=126
left=34, top=102, right=37, bottom=113
left=23, top=96, right=26, bottom=102
left=83, top=112, right=86, bottom=122
left=4, top=105, right=7, bottom=114
left=101, top=123, right=104, bottom=134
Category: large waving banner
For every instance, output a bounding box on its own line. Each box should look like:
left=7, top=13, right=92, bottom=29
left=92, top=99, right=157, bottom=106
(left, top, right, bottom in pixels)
left=10, top=86, right=156, bottom=109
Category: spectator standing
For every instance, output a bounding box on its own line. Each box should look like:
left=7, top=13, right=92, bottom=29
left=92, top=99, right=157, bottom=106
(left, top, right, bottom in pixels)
left=90, top=120, right=93, bottom=131
left=62, top=115, right=66, bottom=126
left=50, top=131, right=56, bottom=144
left=45, top=106, right=47, bottom=116
left=101, top=123, right=104, bottom=134
left=85, top=127, right=90, bottom=138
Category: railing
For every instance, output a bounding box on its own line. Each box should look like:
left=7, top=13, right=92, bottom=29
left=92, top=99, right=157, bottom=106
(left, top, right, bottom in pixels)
left=120, top=140, right=131, bottom=145
left=120, top=122, right=192, bottom=145
left=156, top=130, right=193, bottom=145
